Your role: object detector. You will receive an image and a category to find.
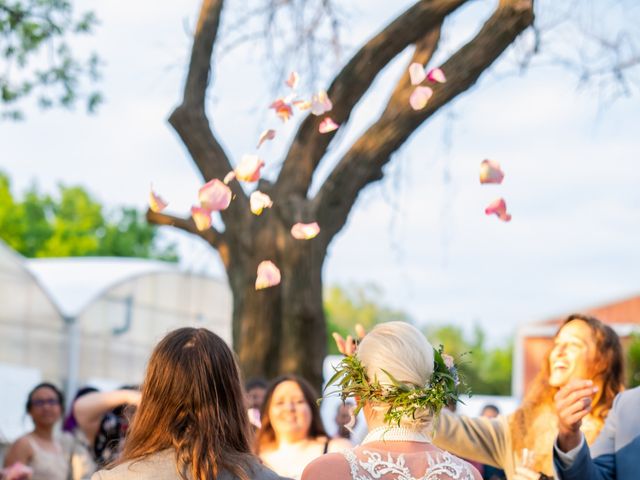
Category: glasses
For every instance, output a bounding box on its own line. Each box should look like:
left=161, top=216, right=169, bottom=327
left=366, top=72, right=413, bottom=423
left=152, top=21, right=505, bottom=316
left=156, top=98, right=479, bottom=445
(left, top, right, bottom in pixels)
left=31, top=399, right=60, bottom=408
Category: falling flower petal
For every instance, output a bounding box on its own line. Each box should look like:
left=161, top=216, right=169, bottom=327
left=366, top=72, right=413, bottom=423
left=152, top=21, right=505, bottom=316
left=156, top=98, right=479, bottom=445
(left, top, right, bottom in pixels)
left=291, top=222, right=320, bottom=240
left=427, top=67, right=447, bottom=83
left=409, top=62, right=426, bottom=85
left=149, top=186, right=168, bottom=213
left=293, top=99, right=312, bottom=111
left=235, top=155, right=265, bottom=182
left=269, top=98, right=294, bottom=122
left=311, top=90, right=333, bottom=116
left=191, top=206, right=213, bottom=231
left=409, top=86, right=433, bottom=110
left=198, top=179, right=232, bottom=211
left=255, top=260, right=281, bottom=290
left=250, top=191, right=273, bottom=215
left=479, top=159, right=505, bottom=184
left=256, top=129, right=276, bottom=149
left=223, top=171, right=236, bottom=185
left=319, top=117, right=339, bottom=134
left=3, top=463, right=33, bottom=478
left=484, top=197, right=512, bottom=222
left=285, top=71, right=299, bottom=89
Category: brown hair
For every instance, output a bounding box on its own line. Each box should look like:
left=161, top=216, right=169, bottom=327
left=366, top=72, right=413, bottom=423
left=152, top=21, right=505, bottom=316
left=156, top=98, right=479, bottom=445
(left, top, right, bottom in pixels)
left=116, top=328, right=254, bottom=480
left=510, top=314, right=624, bottom=474
left=254, top=374, right=327, bottom=453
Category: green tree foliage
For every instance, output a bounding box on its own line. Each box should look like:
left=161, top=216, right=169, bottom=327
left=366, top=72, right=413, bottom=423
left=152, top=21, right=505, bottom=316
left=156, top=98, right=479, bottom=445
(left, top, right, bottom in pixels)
left=426, top=324, right=513, bottom=396
left=0, top=0, right=101, bottom=120
left=324, top=284, right=411, bottom=355
left=0, top=171, right=178, bottom=260
left=626, top=332, right=640, bottom=388
left=324, top=284, right=513, bottom=395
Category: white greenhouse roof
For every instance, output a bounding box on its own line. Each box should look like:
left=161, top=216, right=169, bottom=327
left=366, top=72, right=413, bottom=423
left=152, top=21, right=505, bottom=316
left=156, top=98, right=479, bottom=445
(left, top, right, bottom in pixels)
left=25, top=257, right=178, bottom=318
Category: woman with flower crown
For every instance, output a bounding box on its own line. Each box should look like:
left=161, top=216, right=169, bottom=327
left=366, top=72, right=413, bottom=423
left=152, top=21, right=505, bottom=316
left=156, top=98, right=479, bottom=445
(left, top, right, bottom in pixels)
left=302, top=321, right=481, bottom=480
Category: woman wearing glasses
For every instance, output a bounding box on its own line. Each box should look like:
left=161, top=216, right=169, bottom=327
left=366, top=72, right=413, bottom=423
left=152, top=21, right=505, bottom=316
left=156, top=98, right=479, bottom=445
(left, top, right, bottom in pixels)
left=3, top=382, right=72, bottom=480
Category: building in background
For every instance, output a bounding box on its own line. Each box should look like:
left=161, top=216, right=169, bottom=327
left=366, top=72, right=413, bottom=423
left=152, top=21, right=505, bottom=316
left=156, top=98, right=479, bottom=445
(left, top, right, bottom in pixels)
left=0, top=240, right=231, bottom=441
left=513, top=296, right=640, bottom=398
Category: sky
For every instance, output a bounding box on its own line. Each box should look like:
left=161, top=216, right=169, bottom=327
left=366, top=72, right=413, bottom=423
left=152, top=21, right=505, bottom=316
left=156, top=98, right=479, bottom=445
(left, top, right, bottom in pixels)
left=2, top=0, right=639, bottom=345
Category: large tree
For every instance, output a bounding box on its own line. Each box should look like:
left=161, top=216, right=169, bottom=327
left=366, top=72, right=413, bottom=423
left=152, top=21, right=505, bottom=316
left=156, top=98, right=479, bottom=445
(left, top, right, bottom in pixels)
left=147, top=0, right=635, bottom=388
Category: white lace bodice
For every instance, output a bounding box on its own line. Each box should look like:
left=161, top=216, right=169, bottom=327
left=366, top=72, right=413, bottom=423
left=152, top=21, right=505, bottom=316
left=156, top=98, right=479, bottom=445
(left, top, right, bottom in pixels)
left=341, top=448, right=476, bottom=480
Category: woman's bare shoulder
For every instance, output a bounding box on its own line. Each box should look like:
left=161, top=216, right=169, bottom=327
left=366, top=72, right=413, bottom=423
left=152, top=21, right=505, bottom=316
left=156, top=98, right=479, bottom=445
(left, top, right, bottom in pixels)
left=301, top=452, right=351, bottom=480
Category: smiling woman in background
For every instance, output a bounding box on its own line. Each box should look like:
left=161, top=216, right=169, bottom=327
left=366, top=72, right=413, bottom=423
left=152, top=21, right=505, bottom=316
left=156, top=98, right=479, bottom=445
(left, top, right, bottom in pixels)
left=255, top=375, right=351, bottom=479
left=3, top=383, right=71, bottom=480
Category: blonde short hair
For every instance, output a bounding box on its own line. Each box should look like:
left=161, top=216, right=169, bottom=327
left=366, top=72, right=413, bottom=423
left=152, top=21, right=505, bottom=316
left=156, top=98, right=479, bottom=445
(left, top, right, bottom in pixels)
left=357, top=321, right=435, bottom=428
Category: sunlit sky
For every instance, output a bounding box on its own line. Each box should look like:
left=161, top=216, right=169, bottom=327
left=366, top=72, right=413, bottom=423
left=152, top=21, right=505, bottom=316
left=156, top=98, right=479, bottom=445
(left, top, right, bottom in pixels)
left=2, top=0, right=639, bottom=345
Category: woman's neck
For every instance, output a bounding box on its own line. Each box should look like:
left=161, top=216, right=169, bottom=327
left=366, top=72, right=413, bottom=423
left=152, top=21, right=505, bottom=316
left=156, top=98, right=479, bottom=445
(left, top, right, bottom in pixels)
left=32, top=425, right=54, bottom=441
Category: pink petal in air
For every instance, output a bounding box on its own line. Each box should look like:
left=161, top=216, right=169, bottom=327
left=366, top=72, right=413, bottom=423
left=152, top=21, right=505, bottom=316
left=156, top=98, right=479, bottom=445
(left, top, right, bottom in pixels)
left=319, top=117, right=339, bottom=134
left=255, top=260, right=281, bottom=290
left=293, top=99, right=312, bottom=111
left=149, top=186, right=168, bottom=213
left=250, top=191, right=273, bottom=215
left=257, top=129, right=276, bottom=149
left=269, top=98, right=294, bottom=122
left=409, top=86, right=433, bottom=110
left=223, top=171, right=236, bottom=185
left=427, top=67, right=447, bottom=83
left=235, top=155, right=265, bottom=182
left=311, top=90, right=333, bottom=116
left=409, top=62, right=426, bottom=85
left=484, top=197, right=512, bottom=222
left=479, top=159, right=505, bottom=184
left=285, top=71, right=300, bottom=89
left=198, top=179, right=232, bottom=211
left=191, top=206, right=213, bottom=231
left=291, top=222, right=320, bottom=240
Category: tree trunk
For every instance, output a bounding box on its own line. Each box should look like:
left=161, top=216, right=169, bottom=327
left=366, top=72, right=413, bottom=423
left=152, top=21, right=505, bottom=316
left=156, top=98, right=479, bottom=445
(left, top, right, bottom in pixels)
left=227, top=212, right=327, bottom=390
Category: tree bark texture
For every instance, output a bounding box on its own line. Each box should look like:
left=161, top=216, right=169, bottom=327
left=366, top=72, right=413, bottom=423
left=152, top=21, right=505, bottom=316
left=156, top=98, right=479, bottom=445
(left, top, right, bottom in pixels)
left=148, top=0, right=535, bottom=390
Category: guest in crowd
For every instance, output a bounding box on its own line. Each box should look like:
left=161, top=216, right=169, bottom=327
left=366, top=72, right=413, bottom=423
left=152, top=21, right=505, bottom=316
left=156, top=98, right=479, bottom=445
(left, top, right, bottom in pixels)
left=553, top=382, right=640, bottom=480
left=434, top=314, right=624, bottom=479
left=255, top=375, right=351, bottom=479
left=333, top=402, right=357, bottom=443
left=303, top=321, right=481, bottom=480
left=3, top=383, right=71, bottom=480
left=245, top=379, right=268, bottom=429
left=91, top=327, right=281, bottom=480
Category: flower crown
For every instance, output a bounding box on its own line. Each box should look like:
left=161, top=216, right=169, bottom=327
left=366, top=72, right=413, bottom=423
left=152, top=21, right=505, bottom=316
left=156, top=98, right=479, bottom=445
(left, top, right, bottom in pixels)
left=324, top=345, right=465, bottom=427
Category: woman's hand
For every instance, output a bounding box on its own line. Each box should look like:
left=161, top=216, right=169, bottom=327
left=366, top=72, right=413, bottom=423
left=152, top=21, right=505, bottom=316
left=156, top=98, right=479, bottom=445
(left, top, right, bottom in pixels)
left=2, top=462, right=33, bottom=480
left=512, top=466, right=540, bottom=480
left=554, top=379, right=597, bottom=452
left=332, top=324, right=366, bottom=356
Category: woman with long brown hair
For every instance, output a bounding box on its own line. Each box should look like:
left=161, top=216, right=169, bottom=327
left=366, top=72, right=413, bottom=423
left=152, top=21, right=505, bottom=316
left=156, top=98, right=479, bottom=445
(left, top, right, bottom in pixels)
left=92, top=327, right=282, bottom=480
left=255, top=375, right=351, bottom=479
left=433, top=314, right=624, bottom=479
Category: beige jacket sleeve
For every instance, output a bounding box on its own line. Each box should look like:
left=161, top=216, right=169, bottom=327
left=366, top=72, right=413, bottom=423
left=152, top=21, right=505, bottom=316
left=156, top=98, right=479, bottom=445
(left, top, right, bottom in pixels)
left=433, top=410, right=510, bottom=470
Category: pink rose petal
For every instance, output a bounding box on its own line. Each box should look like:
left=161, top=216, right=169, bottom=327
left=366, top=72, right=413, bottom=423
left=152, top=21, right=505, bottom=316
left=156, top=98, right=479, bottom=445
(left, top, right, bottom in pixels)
left=479, top=159, right=505, bottom=184
left=3, top=462, right=34, bottom=478
left=269, top=98, right=293, bottom=122
left=319, top=117, right=339, bottom=134
left=235, top=155, right=265, bottom=183
left=191, top=206, right=213, bottom=231
left=198, top=179, right=232, bottom=211
left=223, top=171, right=236, bottom=185
left=409, top=62, right=426, bottom=86
left=285, top=71, right=299, bottom=89
left=409, top=86, right=433, bottom=110
left=293, top=99, right=312, bottom=111
left=149, top=186, right=168, bottom=213
left=311, top=90, right=333, bottom=116
left=256, top=129, right=276, bottom=149
left=250, top=191, right=273, bottom=215
left=484, top=197, right=512, bottom=222
left=427, top=67, right=447, bottom=83
left=255, top=260, right=281, bottom=290
left=291, top=222, right=320, bottom=240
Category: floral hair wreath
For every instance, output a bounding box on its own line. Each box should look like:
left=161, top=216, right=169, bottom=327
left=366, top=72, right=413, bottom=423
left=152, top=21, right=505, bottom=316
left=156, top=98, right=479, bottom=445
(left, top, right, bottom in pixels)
left=324, top=345, right=467, bottom=427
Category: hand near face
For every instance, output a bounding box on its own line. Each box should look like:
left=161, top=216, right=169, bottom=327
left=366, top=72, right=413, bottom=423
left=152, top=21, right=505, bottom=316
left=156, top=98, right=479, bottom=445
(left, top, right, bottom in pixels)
left=512, top=466, right=540, bottom=480
left=554, top=378, right=598, bottom=452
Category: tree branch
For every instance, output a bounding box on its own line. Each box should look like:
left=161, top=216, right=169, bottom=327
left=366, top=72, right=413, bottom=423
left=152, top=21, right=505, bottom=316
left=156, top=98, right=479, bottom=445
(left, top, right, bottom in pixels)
left=146, top=209, right=223, bottom=248
left=314, top=0, right=535, bottom=245
left=273, top=0, right=469, bottom=205
left=169, top=0, right=250, bottom=223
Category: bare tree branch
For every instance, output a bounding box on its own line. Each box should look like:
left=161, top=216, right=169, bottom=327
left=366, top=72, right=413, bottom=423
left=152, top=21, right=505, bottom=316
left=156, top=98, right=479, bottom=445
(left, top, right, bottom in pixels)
left=273, top=0, right=469, bottom=207
left=146, top=209, right=224, bottom=248
left=169, top=0, right=250, bottom=224
left=314, top=0, right=535, bottom=246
